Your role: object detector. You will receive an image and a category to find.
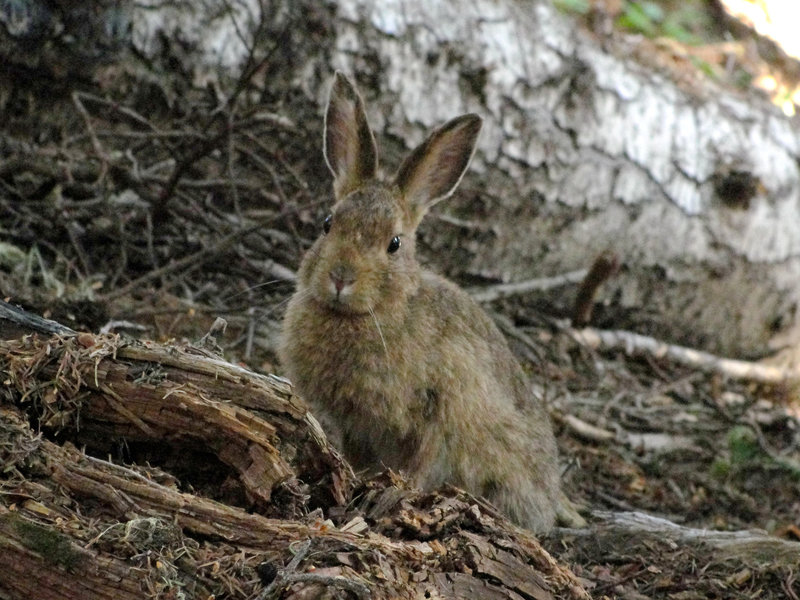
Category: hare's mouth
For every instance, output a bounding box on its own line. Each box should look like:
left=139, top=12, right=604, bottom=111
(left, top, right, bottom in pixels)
left=318, top=292, right=371, bottom=317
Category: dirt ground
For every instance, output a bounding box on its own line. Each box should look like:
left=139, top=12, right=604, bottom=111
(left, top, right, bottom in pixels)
left=0, top=1, right=798, bottom=598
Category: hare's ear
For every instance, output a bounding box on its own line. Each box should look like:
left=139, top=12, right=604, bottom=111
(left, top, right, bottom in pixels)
left=324, top=72, right=378, bottom=198
left=394, top=114, right=482, bottom=225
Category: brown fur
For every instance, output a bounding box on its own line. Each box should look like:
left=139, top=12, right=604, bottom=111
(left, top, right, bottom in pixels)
left=280, top=72, right=560, bottom=531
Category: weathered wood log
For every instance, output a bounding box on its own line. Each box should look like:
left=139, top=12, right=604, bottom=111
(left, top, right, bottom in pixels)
left=557, top=510, right=800, bottom=568
left=0, top=301, right=589, bottom=599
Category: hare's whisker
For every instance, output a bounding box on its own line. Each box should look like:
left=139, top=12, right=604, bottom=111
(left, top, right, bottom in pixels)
left=224, top=279, right=291, bottom=301
left=248, top=289, right=313, bottom=325
left=368, top=305, right=388, bottom=357
left=271, top=289, right=310, bottom=312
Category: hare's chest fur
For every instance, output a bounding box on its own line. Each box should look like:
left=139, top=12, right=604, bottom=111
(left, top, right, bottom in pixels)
left=280, top=278, right=437, bottom=439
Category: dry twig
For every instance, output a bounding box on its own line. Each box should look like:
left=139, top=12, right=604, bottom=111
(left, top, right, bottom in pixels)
left=469, top=269, right=588, bottom=303
left=571, top=250, right=620, bottom=326
left=569, top=326, right=800, bottom=384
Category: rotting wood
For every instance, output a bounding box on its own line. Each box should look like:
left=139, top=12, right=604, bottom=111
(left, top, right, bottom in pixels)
left=0, top=302, right=590, bottom=599
left=2, top=330, right=342, bottom=510
left=0, top=506, right=146, bottom=600
left=0, top=399, right=588, bottom=599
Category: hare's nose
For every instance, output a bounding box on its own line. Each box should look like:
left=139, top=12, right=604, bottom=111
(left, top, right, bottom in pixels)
left=330, top=266, right=355, bottom=292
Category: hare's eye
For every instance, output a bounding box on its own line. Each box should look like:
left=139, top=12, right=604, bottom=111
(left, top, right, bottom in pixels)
left=323, top=214, right=332, bottom=234
left=387, top=236, right=401, bottom=254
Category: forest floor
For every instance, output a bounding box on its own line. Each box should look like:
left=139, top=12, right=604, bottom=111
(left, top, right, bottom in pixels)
left=0, top=1, right=799, bottom=598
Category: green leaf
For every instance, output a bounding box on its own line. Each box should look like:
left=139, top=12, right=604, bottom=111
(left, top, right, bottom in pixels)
left=709, top=458, right=731, bottom=480
left=662, top=20, right=697, bottom=45
left=727, top=426, right=760, bottom=465
left=553, top=0, right=591, bottom=15
left=639, top=1, right=665, bottom=22
left=617, top=2, right=658, bottom=36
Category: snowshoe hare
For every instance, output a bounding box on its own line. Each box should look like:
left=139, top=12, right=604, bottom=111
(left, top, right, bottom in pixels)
left=280, top=72, right=560, bottom=532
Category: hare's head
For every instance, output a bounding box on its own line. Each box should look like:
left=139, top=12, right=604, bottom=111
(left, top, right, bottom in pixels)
left=300, top=72, right=482, bottom=317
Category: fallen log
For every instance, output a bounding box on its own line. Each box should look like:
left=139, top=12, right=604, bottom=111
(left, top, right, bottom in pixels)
left=585, top=511, right=800, bottom=565
left=0, top=300, right=589, bottom=599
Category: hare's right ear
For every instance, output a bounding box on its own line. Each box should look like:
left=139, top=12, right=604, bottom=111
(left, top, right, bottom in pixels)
left=324, top=72, right=378, bottom=199
left=394, top=114, right=482, bottom=227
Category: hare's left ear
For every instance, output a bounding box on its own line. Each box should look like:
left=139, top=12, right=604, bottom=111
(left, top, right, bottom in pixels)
left=324, top=72, right=379, bottom=199
left=394, top=114, right=482, bottom=226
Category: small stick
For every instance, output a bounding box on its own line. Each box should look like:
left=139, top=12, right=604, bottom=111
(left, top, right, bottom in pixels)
left=258, top=539, right=370, bottom=599
left=571, top=250, right=620, bottom=326
left=71, top=92, right=110, bottom=181
left=0, top=300, right=75, bottom=337
left=560, top=414, right=616, bottom=443
left=469, top=269, right=588, bottom=303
